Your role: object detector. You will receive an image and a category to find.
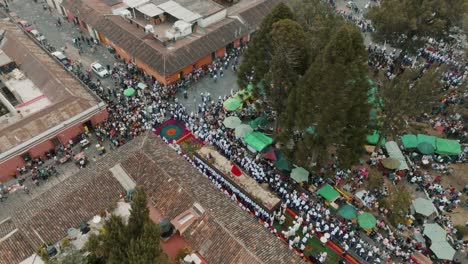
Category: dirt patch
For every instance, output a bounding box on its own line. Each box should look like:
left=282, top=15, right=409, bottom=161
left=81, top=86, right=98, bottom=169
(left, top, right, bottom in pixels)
left=440, top=163, right=468, bottom=227
left=443, top=163, right=468, bottom=192
left=447, top=206, right=468, bottom=228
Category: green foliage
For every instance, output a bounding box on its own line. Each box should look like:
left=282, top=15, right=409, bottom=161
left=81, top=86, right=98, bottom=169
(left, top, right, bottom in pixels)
left=366, top=0, right=467, bottom=53
left=60, top=237, right=71, bottom=249
left=376, top=68, right=441, bottom=144
left=36, top=244, right=50, bottom=263
left=291, top=23, right=370, bottom=168
left=367, top=167, right=384, bottom=190
left=237, top=3, right=295, bottom=88
left=288, top=0, right=344, bottom=63
left=127, top=186, right=150, bottom=239
left=174, top=247, right=192, bottom=262
left=267, top=18, right=308, bottom=114
left=84, top=186, right=167, bottom=264
left=50, top=250, right=86, bottom=264
left=382, top=185, right=411, bottom=226
left=455, top=225, right=468, bottom=239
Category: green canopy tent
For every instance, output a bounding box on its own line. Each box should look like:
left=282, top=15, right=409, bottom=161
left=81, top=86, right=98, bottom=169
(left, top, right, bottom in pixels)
left=249, top=116, right=268, bottom=129
left=234, top=124, right=253, bottom=138
left=233, top=90, right=252, bottom=102
left=318, top=184, right=340, bottom=202
left=381, top=158, right=401, bottom=170
left=223, top=116, right=242, bottom=129
left=367, top=131, right=385, bottom=145
left=430, top=241, right=456, bottom=260
left=274, top=151, right=291, bottom=172
left=338, top=204, right=358, bottom=219
left=417, top=142, right=435, bottom=155
left=417, top=134, right=437, bottom=149
left=246, top=83, right=254, bottom=91
left=423, top=223, right=447, bottom=242
left=123, top=88, right=135, bottom=97
left=435, top=138, right=461, bottom=156
left=401, top=134, right=418, bottom=149
left=412, top=198, right=436, bottom=217
left=290, top=167, right=309, bottom=183
left=306, top=126, right=315, bottom=135
left=223, top=97, right=242, bottom=111
left=244, top=132, right=273, bottom=152
left=358, top=212, right=377, bottom=229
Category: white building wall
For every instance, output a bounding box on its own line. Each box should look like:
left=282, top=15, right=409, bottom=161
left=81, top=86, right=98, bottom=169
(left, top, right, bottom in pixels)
left=198, top=9, right=227, bottom=28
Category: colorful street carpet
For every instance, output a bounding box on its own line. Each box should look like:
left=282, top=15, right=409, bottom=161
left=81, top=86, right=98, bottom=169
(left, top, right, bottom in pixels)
left=177, top=133, right=204, bottom=156
left=154, top=119, right=189, bottom=142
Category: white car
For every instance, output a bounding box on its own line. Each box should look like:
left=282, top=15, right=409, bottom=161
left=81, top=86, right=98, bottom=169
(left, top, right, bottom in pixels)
left=30, top=29, right=46, bottom=42
left=90, top=62, right=109, bottom=78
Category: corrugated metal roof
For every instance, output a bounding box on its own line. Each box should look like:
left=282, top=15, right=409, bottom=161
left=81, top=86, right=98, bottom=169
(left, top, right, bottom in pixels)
left=136, top=3, right=164, bottom=17
left=123, top=0, right=148, bottom=8
left=158, top=0, right=201, bottom=23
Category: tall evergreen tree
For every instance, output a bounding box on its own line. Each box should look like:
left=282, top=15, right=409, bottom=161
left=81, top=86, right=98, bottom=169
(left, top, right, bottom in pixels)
left=292, top=23, right=370, bottom=168
left=237, top=3, right=294, bottom=88
left=128, top=221, right=166, bottom=264
left=85, top=187, right=167, bottom=264
left=127, top=186, right=150, bottom=238
left=267, top=18, right=307, bottom=120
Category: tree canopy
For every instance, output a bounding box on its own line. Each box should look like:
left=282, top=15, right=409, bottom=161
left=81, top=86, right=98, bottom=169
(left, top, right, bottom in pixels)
left=267, top=18, right=308, bottom=115
left=85, top=186, right=168, bottom=264
left=366, top=0, right=467, bottom=53
left=374, top=67, right=441, bottom=146
left=289, top=23, right=371, bottom=168
left=237, top=3, right=295, bottom=89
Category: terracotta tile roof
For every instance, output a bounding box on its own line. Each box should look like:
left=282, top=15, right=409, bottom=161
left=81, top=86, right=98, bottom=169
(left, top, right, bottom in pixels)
left=0, top=20, right=102, bottom=155
left=0, top=135, right=302, bottom=263
left=118, top=136, right=304, bottom=264
left=0, top=230, right=34, bottom=264
left=0, top=219, right=15, bottom=239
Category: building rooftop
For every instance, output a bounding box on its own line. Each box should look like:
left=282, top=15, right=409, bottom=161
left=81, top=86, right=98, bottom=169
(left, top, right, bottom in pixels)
left=0, top=135, right=303, bottom=264
left=0, top=20, right=102, bottom=157
left=62, top=0, right=282, bottom=77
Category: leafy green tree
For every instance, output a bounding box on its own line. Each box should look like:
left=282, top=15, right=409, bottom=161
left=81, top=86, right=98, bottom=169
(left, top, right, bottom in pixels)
left=383, top=185, right=411, bottom=226
left=85, top=187, right=167, bottom=264
left=237, top=3, right=295, bottom=88
left=374, top=68, right=441, bottom=148
left=291, top=23, right=371, bottom=168
left=366, top=0, right=467, bottom=53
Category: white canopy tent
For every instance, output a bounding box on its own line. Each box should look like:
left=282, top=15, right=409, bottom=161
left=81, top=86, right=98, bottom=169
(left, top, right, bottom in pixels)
left=384, top=141, right=409, bottom=170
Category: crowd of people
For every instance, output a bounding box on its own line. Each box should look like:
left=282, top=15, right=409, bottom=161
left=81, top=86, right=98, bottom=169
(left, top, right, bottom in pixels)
left=2, top=1, right=467, bottom=262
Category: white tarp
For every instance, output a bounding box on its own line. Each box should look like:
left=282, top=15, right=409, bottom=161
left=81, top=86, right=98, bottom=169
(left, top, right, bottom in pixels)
left=136, top=3, right=164, bottom=17
left=123, top=0, right=149, bottom=8
left=158, top=0, right=201, bottom=23
left=385, top=141, right=409, bottom=170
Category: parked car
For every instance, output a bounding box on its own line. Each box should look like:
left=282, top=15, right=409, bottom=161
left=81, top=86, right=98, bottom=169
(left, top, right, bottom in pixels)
left=90, top=62, right=109, bottom=78
left=30, top=29, right=46, bottom=43
left=17, top=20, right=33, bottom=32
left=51, top=51, right=71, bottom=67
